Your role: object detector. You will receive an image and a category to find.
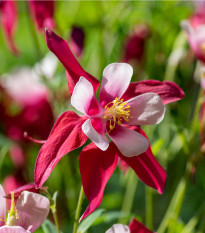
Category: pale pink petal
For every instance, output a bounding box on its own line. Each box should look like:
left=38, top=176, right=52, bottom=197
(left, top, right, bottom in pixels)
left=201, top=78, right=205, bottom=90
left=71, top=77, right=101, bottom=116
left=0, top=226, right=30, bottom=233
left=0, top=185, right=6, bottom=227
left=118, top=126, right=166, bottom=194
left=126, top=93, right=165, bottom=125
left=16, top=191, right=50, bottom=232
left=106, top=224, right=130, bottom=233
left=82, top=119, right=109, bottom=151
left=100, top=63, right=133, bottom=107
left=181, top=20, right=205, bottom=63
left=109, top=125, right=149, bottom=157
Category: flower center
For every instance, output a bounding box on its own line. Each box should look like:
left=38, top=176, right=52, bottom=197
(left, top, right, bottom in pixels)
left=104, top=97, right=130, bottom=132
left=6, top=192, right=19, bottom=226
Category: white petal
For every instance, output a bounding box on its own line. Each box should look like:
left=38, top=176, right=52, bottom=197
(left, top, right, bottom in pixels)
left=16, top=191, right=50, bottom=232
left=126, top=93, right=165, bottom=125
left=82, top=119, right=109, bottom=151
left=109, top=125, right=149, bottom=157
left=99, top=63, right=133, bottom=107
left=0, top=185, right=6, bottom=227
left=71, top=76, right=101, bottom=116
left=106, top=224, right=130, bottom=233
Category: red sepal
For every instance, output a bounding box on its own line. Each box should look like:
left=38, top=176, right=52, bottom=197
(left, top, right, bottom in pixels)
left=122, top=80, right=185, bottom=105
left=129, top=218, right=154, bottom=233
left=34, top=111, right=87, bottom=188
left=45, top=29, right=100, bottom=95
left=79, top=143, right=118, bottom=221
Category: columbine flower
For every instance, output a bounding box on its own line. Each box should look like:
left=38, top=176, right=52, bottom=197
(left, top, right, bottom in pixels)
left=106, top=218, right=154, bottom=233
left=71, top=63, right=164, bottom=156
left=0, top=65, right=54, bottom=142
left=34, top=29, right=185, bottom=220
left=0, top=0, right=19, bottom=55
left=0, top=185, right=50, bottom=233
left=181, top=16, right=205, bottom=63
left=123, top=24, right=150, bottom=64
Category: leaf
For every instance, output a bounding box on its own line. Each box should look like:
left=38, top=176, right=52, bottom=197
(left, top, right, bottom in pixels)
left=77, top=209, right=104, bottom=233
left=42, top=219, right=62, bottom=233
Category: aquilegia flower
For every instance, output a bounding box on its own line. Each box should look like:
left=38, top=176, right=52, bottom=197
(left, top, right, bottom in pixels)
left=0, top=65, right=54, bottom=142
left=106, top=218, right=154, bottom=233
left=34, top=29, right=185, bottom=220
left=181, top=15, right=205, bottom=63
left=0, top=185, right=50, bottom=232
left=71, top=63, right=164, bottom=156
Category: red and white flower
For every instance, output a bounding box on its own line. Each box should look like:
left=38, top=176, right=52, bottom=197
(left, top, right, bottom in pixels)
left=34, top=29, right=185, bottom=220
left=71, top=63, right=165, bottom=157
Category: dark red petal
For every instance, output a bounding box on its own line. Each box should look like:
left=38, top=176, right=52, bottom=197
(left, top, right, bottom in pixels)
left=118, top=126, right=166, bottom=194
left=0, top=0, right=19, bottom=55
left=34, top=111, right=87, bottom=188
left=45, top=29, right=100, bottom=95
left=28, top=0, right=55, bottom=30
left=129, top=218, right=154, bottom=233
left=122, top=80, right=185, bottom=105
left=79, top=143, right=118, bottom=221
left=5, top=183, right=48, bottom=199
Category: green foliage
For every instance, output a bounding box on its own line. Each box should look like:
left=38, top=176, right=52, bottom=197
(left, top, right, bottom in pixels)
left=0, top=1, right=205, bottom=233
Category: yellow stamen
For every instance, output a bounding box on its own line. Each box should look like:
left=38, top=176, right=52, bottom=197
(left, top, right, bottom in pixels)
left=104, top=97, right=131, bottom=132
left=6, top=192, right=19, bottom=226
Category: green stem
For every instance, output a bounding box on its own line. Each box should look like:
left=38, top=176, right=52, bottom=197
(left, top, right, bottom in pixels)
left=191, top=87, right=204, bottom=136
left=119, top=170, right=138, bottom=224
left=50, top=192, right=61, bottom=233
left=157, top=161, right=191, bottom=233
left=145, top=187, right=153, bottom=230
left=51, top=207, right=61, bottom=233
left=72, top=185, right=84, bottom=233
left=181, top=202, right=205, bottom=233
left=25, top=1, right=42, bottom=59
left=164, top=31, right=187, bottom=82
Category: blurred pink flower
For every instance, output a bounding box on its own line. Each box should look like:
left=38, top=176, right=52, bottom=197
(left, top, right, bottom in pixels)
left=69, top=26, right=85, bottom=57
left=34, top=29, right=185, bottom=219
left=0, top=67, right=54, bottom=142
left=28, top=0, right=55, bottom=31
left=0, top=185, right=50, bottom=232
left=190, top=2, right=205, bottom=28
left=181, top=6, right=205, bottom=64
left=123, top=24, right=150, bottom=64
left=181, top=20, right=205, bottom=63
left=106, top=218, right=154, bottom=233
left=0, top=0, right=19, bottom=55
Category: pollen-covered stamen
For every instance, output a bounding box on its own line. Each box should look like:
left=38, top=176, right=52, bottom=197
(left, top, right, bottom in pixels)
left=104, top=97, right=131, bottom=132
left=6, top=191, right=19, bottom=226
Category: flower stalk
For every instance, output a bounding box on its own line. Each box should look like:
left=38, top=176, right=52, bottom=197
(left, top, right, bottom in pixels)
left=119, top=170, right=138, bottom=225
left=72, top=185, right=84, bottom=233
